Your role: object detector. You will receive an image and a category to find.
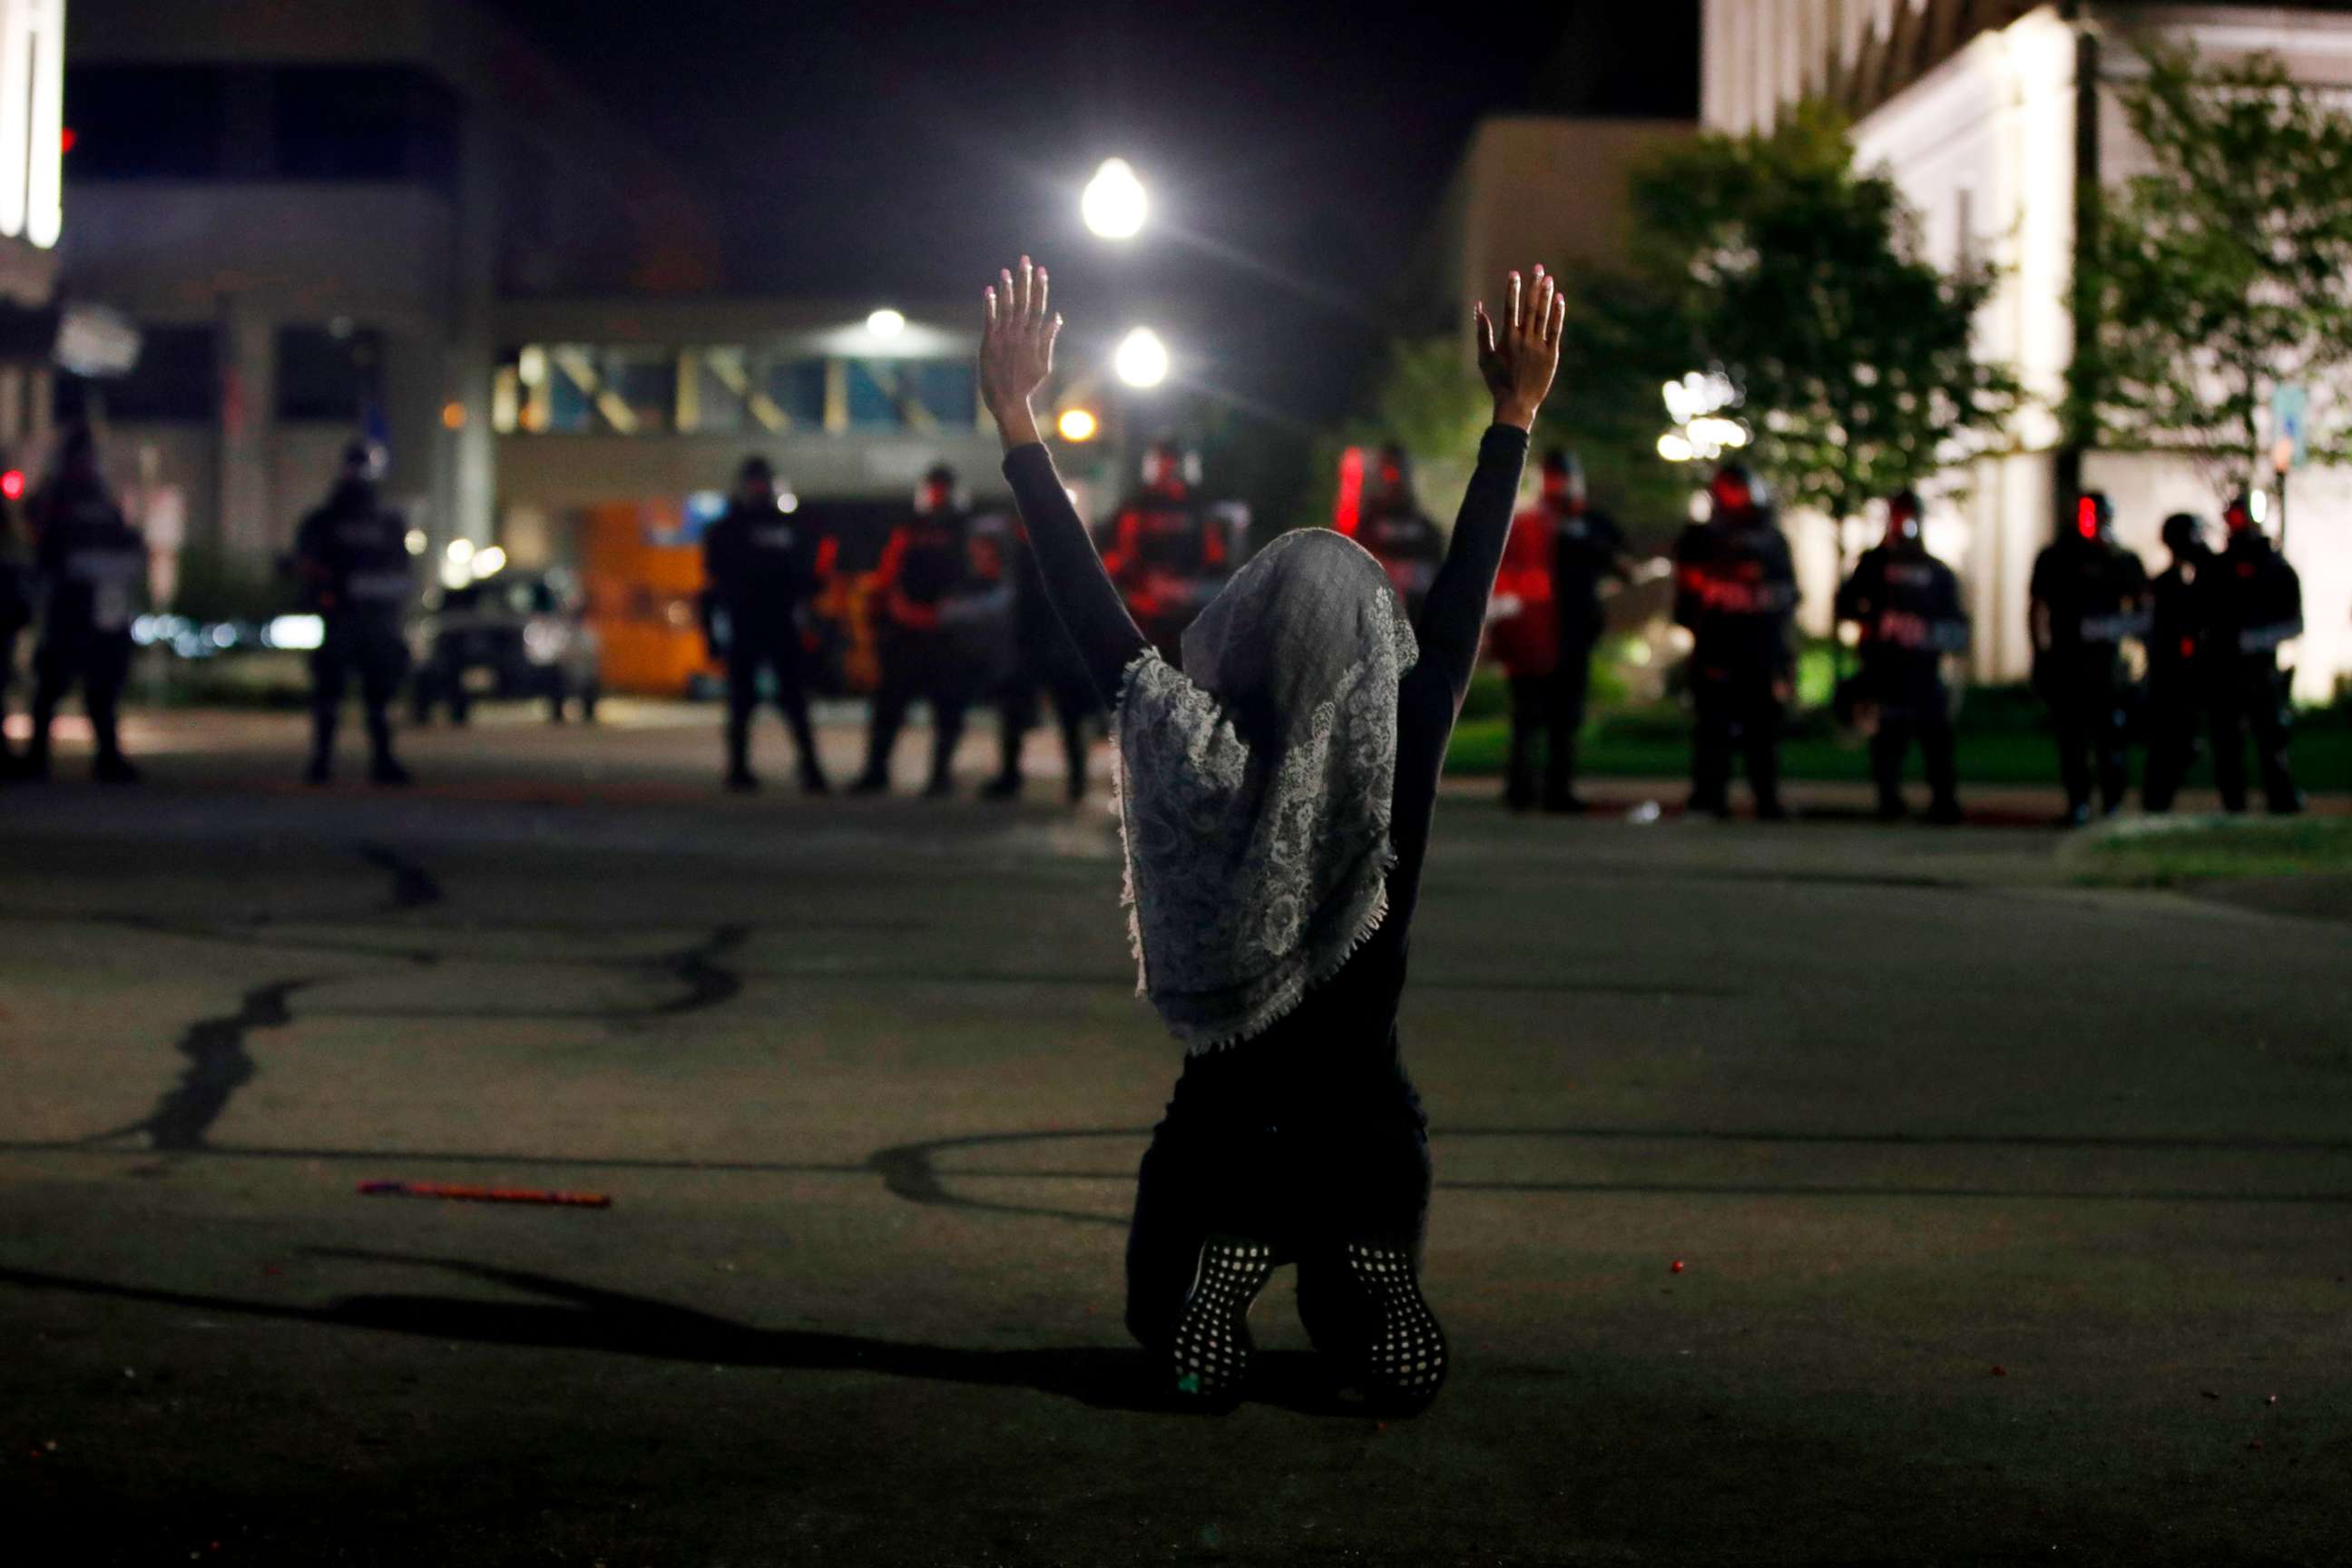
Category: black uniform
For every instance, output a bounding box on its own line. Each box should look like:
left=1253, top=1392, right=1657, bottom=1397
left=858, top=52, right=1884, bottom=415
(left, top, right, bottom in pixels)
left=1674, top=512, right=1798, bottom=818
left=1835, top=541, right=1969, bottom=820
left=2140, top=536, right=2214, bottom=814
left=26, top=475, right=144, bottom=781
left=2029, top=533, right=2148, bottom=820
left=987, top=517, right=1098, bottom=803
left=0, top=497, right=27, bottom=770
left=1357, top=497, right=1446, bottom=627
left=294, top=479, right=415, bottom=783
left=855, top=506, right=976, bottom=795
left=1101, top=485, right=1230, bottom=660
left=2205, top=529, right=2303, bottom=814
left=704, top=497, right=828, bottom=790
left=1542, top=503, right=1625, bottom=808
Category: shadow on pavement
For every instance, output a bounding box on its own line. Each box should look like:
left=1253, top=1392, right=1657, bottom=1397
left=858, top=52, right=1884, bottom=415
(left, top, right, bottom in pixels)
left=0, top=1247, right=1367, bottom=1420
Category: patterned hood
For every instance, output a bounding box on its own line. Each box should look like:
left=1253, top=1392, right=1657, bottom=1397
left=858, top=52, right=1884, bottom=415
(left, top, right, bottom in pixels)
left=1111, top=528, right=1417, bottom=1053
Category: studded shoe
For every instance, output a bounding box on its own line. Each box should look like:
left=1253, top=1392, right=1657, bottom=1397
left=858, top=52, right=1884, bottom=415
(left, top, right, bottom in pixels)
left=1168, top=1237, right=1275, bottom=1409
left=1339, top=1242, right=1448, bottom=1416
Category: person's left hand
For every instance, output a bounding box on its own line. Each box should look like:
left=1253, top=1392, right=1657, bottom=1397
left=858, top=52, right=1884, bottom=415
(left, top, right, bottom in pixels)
left=981, top=256, right=1062, bottom=451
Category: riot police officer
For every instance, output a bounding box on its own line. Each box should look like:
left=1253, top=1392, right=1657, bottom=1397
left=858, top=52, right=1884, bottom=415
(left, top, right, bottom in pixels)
left=2029, top=491, right=2148, bottom=827
left=293, top=442, right=415, bottom=786
left=2140, top=512, right=2213, bottom=814
left=1494, top=448, right=1630, bottom=812
left=1673, top=465, right=1798, bottom=820
left=853, top=464, right=975, bottom=797
left=984, top=514, right=1096, bottom=804
left=24, top=427, right=144, bottom=783
left=0, top=457, right=28, bottom=776
left=1100, top=440, right=1231, bottom=659
left=1355, top=443, right=1446, bottom=625
left=1834, top=491, right=1970, bottom=823
left=703, top=456, right=830, bottom=794
left=2206, top=493, right=2303, bottom=814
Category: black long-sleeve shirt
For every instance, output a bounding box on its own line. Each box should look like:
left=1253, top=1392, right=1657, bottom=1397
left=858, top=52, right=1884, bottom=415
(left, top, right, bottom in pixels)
left=1003, top=424, right=1530, bottom=1083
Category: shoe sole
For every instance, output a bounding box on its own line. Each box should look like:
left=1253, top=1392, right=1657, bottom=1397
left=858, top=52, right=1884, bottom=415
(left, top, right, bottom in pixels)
left=1345, top=1243, right=1448, bottom=1414
left=1171, top=1239, right=1273, bottom=1408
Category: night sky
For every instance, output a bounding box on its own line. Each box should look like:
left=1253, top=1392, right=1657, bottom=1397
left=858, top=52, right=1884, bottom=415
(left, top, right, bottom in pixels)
left=487, top=0, right=1699, bottom=424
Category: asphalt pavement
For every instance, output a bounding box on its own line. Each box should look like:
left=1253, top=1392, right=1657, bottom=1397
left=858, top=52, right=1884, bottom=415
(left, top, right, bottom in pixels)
left=3, top=705, right=2346, bottom=1565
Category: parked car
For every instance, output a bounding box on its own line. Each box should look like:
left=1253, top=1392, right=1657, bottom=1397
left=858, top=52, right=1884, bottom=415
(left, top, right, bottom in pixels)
left=410, top=570, right=602, bottom=724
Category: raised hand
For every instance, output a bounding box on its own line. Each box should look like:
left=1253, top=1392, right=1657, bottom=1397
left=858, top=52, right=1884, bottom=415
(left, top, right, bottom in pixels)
left=981, top=256, right=1062, bottom=451
left=1475, top=265, right=1566, bottom=433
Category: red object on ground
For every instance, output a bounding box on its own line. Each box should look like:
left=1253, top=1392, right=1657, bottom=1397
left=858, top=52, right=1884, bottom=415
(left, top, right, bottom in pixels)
left=358, top=1180, right=612, bottom=1209
left=1670, top=1259, right=1685, bottom=1273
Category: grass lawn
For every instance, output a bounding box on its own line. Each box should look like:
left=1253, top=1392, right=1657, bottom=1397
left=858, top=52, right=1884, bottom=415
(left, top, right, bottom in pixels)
left=1446, top=710, right=2352, bottom=790
left=2066, top=814, right=2352, bottom=887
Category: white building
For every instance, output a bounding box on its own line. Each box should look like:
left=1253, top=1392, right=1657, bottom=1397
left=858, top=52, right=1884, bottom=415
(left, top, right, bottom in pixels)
left=1703, top=0, right=2352, bottom=701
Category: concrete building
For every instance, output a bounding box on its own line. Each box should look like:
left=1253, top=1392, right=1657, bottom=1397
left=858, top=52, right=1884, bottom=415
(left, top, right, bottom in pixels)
left=0, top=0, right=65, bottom=452
left=487, top=294, right=1001, bottom=566
left=1419, top=116, right=1696, bottom=520
left=1431, top=117, right=1698, bottom=327
left=1702, top=0, right=2352, bottom=700
left=57, top=0, right=1004, bottom=642
left=57, top=0, right=721, bottom=572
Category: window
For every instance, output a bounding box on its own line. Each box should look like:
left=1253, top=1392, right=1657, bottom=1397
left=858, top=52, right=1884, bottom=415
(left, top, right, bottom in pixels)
left=63, top=65, right=229, bottom=179
left=906, top=361, right=977, bottom=427
left=764, top=358, right=828, bottom=427
left=55, top=324, right=217, bottom=422
left=277, top=326, right=384, bottom=422
left=64, top=64, right=460, bottom=187
left=846, top=358, right=976, bottom=430
left=272, top=67, right=460, bottom=186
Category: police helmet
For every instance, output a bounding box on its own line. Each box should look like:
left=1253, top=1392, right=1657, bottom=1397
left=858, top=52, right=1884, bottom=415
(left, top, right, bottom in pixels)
left=2161, top=512, right=2207, bottom=554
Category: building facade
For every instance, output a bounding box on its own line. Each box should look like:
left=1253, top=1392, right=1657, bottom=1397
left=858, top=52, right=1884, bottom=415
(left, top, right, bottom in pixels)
left=1702, top=0, right=2352, bottom=701
left=0, top=0, right=64, bottom=454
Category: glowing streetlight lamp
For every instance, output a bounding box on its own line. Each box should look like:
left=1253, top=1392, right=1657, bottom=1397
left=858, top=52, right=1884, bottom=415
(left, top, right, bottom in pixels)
left=1056, top=407, right=1100, bottom=442
left=865, top=307, right=906, bottom=338
left=1113, top=327, right=1169, bottom=389
left=1082, top=158, right=1148, bottom=240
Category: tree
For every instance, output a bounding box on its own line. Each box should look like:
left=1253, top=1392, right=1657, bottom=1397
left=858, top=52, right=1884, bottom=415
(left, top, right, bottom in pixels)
left=1624, top=102, right=2021, bottom=534
left=2069, top=44, right=2352, bottom=493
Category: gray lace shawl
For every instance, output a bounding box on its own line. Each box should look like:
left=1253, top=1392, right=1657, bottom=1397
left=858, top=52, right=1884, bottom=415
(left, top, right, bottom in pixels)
left=1111, top=529, right=1418, bottom=1054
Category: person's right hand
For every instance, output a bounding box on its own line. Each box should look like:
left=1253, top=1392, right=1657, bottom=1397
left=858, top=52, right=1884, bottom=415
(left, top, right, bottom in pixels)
left=1475, top=265, right=1565, bottom=433
left=981, top=256, right=1061, bottom=452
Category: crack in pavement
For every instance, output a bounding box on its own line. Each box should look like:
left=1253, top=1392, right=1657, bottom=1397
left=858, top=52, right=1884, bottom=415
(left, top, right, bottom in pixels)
left=139, top=976, right=318, bottom=1152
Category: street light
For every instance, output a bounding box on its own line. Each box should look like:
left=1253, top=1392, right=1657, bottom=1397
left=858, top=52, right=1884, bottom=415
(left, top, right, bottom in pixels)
left=1113, top=328, right=1169, bottom=388
left=866, top=307, right=906, bottom=338
left=1057, top=407, right=1100, bottom=442
left=1082, top=158, right=1148, bottom=240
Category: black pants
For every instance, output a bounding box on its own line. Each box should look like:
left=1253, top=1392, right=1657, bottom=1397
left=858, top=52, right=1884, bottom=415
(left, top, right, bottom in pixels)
left=310, top=615, right=409, bottom=770
left=1865, top=666, right=1956, bottom=816
left=726, top=621, right=824, bottom=781
left=996, top=665, right=1094, bottom=799
left=2140, top=670, right=2208, bottom=813
left=1124, top=1044, right=1431, bottom=1352
left=1505, top=643, right=1593, bottom=809
left=1690, top=669, right=1784, bottom=815
left=2211, top=662, right=2298, bottom=813
left=30, top=625, right=132, bottom=766
left=861, top=631, right=968, bottom=789
left=2043, top=661, right=2130, bottom=815
left=0, top=613, right=22, bottom=759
